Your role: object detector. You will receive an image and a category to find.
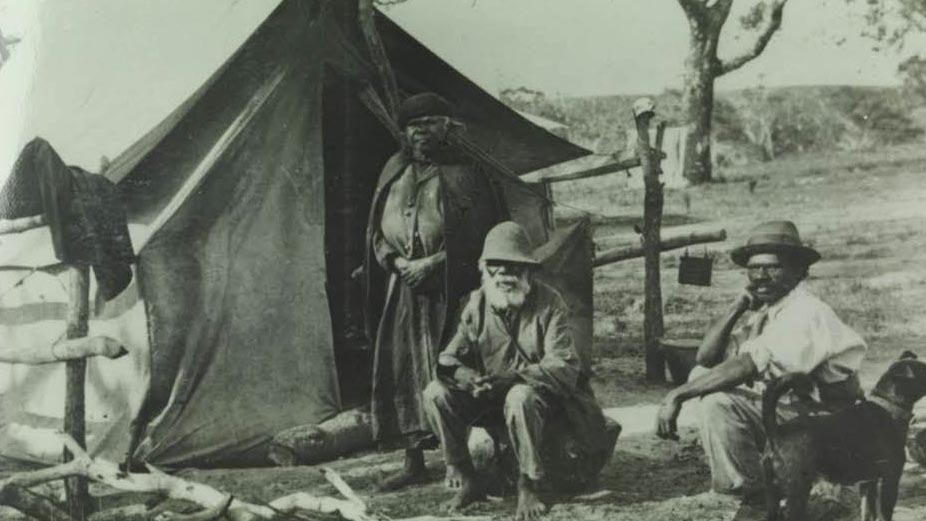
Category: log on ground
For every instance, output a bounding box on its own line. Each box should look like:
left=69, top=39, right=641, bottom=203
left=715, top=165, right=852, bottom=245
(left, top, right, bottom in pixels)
left=267, top=409, right=375, bottom=467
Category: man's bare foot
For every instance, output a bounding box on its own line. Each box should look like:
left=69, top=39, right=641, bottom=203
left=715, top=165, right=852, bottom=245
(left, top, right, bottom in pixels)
left=516, top=475, right=548, bottom=520
left=445, top=463, right=464, bottom=489
left=444, top=465, right=485, bottom=511
left=378, top=449, right=428, bottom=492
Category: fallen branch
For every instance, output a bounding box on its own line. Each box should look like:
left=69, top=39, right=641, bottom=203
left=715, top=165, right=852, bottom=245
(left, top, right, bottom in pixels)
left=0, top=434, right=504, bottom=521
left=0, top=214, right=46, bottom=235
left=594, top=228, right=727, bottom=267
left=0, top=485, right=67, bottom=520
left=398, top=517, right=493, bottom=521
left=0, top=435, right=274, bottom=521
left=269, top=492, right=375, bottom=521
left=323, top=467, right=366, bottom=509
left=0, top=335, right=128, bottom=364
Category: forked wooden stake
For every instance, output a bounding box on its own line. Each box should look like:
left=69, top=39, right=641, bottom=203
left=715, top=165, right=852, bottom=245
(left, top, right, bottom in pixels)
left=632, top=98, right=668, bottom=383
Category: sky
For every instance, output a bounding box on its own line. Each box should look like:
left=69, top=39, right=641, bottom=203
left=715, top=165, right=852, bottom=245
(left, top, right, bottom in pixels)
left=0, top=0, right=918, bottom=173
left=384, top=0, right=913, bottom=97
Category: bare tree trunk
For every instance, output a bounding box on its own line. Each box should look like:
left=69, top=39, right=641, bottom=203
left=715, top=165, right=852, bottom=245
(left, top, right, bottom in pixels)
left=682, top=28, right=718, bottom=184
left=677, top=0, right=789, bottom=183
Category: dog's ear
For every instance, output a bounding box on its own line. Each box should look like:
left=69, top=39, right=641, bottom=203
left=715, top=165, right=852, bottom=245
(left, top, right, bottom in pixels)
left=897, top=363, right=918, bottom=379
left=900, top=351, right=918, bottom=360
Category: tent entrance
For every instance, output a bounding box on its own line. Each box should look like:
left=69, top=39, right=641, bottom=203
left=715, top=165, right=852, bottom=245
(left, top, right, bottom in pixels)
left=322, top=71, right=394, bottom=409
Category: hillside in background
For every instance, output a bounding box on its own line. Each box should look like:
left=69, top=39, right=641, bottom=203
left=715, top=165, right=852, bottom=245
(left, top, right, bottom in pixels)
left=501, top=85, right=925, bottom=171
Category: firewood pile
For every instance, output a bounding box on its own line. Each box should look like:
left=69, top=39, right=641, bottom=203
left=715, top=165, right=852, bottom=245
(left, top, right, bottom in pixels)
left=0, top=433, right=489, bottom=521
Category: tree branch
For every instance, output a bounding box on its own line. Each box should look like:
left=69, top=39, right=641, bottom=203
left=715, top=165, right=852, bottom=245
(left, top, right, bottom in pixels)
left=0, top=485, right=67, bottom=521
left=707, top=0, right=735, bottom=29
left=676, top=0, right=707, bottom=21
left=716, top=0, right=788, bottom=76
left=0, top=434, right=494, bottom=521
left=0, top=335, right=128, bottom=364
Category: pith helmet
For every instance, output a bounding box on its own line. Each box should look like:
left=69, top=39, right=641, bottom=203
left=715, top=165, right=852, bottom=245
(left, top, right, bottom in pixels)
left=479, top=221, right=541, bottom=266
left=730, top=220, right=821, bottom=267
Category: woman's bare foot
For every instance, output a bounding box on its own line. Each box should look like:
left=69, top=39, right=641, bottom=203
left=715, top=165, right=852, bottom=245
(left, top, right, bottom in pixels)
left=445, top=463, right=464, bottom=489
left=516, top=475, right=548, bottom=520
left=444, top=464, right=486, bottom=511
left=378, top=449, right=428, bottom=492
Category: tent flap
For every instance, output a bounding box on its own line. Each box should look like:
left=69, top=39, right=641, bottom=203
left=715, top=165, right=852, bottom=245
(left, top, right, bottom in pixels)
left=131, top=50, right=339, bottom=468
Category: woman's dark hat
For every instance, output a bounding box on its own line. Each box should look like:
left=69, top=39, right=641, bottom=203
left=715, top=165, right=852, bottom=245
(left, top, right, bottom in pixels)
left=730, top=220, right=821, bottom=267
left=397, top=92, right=455, bottom=128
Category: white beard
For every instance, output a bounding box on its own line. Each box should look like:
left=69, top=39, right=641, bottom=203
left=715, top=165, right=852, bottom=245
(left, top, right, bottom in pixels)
left=482, top=270, right=532, bottom=311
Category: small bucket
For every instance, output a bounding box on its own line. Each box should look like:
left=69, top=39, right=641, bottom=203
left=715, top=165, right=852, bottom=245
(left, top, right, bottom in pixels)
left=678, top=249, right=713, bottom=286
left=659, top=338, right=701, bottom=385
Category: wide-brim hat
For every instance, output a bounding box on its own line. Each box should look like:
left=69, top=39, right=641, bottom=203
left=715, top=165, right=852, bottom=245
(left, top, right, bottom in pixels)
left=479, top=221, right=541, bottom=266
left=397, top=92, right=456, bottom=128
left=730, top=220, right=821, bottom=267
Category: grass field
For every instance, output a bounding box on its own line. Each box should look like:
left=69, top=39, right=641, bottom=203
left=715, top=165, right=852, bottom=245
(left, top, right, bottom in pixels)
left=4, top=145, right=926, bottom=520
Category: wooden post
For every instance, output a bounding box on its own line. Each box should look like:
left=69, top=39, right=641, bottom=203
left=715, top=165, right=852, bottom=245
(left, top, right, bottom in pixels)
left=63, top=264, right=90, bottom=520
left=632, top=98, right=667, bottom=383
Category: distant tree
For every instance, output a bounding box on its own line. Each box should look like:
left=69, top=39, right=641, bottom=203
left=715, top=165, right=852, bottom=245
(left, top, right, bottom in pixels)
left=837, top=88, right=925, bottom=145
left=0, top=26, right=23, bottom=71
left=849, top=0, right=926, bottom=45
left=499, top=86, right=570, bottom=125
left=676, top=0, right=790, bottom=184
left=848, top=0, right=926, bottom=120
left=899, top=54, right=926, bottom=102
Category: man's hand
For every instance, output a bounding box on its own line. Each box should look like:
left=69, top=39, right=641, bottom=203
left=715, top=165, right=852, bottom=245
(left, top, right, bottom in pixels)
left=452, top=366, right=482, bottom=393
left=655, top=393, right=682, bottom=441
left=395, top=257, right=437, bottom=289
left=472, top=372, right=520, bottom=398
left=734, top=288, right=762, bottom=313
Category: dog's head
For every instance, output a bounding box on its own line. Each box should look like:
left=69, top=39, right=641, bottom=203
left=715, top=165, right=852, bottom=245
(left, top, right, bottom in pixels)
left=872, top=351, right=926, bottom=408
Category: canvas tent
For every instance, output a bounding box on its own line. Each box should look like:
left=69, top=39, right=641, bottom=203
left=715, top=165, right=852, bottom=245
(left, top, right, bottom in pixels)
left=0, top=0, right=590, bottom=468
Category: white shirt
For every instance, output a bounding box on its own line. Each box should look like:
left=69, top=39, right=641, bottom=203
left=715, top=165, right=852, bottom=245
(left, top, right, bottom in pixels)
left=731, top=282, right=867, bottom=388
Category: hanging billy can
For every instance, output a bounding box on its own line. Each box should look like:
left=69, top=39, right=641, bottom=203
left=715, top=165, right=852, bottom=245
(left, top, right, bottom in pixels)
left=678, top=248, right=713, bottom=286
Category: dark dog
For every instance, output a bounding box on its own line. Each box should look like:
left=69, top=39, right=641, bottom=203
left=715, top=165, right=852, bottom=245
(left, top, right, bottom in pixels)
left=761, top=351, right=926, bottom=521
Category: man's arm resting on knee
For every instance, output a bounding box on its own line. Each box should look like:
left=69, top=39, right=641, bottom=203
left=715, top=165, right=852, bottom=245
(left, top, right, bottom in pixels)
left=656, top=354, right=758, bottom=440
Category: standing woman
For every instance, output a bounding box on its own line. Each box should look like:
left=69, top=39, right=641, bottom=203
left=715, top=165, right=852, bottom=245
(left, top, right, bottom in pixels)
left=364, top=93, right=506, bottom=490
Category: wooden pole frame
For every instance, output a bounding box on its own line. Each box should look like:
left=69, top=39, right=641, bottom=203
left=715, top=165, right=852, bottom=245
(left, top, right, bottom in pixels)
left=593, top=228, right=726, bottom=267
left=632, top=98, right=668, bottom=383
left=63, top=264, right=90, bottom=520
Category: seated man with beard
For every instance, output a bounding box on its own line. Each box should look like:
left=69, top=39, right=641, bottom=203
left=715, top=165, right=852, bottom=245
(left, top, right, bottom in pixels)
left=423, top=222, right=612, bottom=521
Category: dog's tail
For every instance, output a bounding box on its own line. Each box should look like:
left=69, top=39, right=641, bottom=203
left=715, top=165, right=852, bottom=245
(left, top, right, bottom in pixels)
left=762, top=372, right=814, bottom=450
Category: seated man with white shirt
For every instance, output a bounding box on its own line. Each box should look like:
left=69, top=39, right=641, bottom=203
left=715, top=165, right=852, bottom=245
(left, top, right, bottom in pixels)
left=655, top=220, right=867, bottom=498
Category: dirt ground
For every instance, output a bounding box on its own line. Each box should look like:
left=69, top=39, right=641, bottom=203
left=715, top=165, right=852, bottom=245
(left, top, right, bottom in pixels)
left=4, top=146, right=926, bottom=520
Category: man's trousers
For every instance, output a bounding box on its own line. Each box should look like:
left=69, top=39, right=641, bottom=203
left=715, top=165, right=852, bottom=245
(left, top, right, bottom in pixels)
left=423, top=380, right=551, bottom=481
left=689, top=366, right=802, bottom=494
